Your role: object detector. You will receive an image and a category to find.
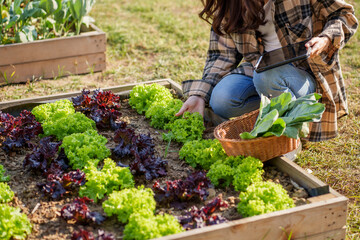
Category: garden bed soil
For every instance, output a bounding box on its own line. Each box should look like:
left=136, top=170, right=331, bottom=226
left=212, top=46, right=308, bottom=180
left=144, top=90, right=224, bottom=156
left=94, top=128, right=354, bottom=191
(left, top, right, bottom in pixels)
left=0, top=99, right=309, bottom=240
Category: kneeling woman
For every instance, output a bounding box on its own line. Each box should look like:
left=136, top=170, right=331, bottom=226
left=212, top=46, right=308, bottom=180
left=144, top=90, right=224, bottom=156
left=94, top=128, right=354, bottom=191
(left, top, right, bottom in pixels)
left=176, top=0, right=358, bottom=141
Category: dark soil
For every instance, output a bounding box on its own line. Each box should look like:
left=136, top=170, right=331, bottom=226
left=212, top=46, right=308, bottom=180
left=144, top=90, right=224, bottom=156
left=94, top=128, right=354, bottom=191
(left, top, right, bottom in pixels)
left=0, top=100, right=309, bottom=239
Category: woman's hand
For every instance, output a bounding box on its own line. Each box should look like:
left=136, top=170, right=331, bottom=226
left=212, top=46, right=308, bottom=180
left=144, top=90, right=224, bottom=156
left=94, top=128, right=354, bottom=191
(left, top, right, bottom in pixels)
left=305, top=36, right=331, bottom=58
left=175, top=95, right=205, bottom=117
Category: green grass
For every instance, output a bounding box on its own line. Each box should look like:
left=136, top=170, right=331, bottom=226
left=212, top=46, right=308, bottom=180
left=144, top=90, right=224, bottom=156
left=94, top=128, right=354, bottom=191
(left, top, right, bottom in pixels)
left=0, top=0, right=360, bottom=238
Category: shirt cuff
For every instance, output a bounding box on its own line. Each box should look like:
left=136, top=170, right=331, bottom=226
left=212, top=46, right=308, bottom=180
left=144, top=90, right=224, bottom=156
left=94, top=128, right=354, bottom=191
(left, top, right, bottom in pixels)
left=182, top=79, right=213, bottom=103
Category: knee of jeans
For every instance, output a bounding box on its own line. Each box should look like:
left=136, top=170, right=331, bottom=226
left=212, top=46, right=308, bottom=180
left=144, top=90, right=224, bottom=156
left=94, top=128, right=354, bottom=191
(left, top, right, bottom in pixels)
left=253, top=68, right=288, bottom=96
left=253, top=71, right=270, bottom=96
left=210, top=90, right=227, bottom=113
left=210, top=90, right=238, bottom=116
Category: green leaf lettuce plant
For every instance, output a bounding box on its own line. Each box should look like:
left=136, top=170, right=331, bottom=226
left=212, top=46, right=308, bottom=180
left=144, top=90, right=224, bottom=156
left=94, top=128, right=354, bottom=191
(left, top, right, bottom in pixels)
left=0, top=165, right=10, bottom=182
left=237, top=181, right=295, bottom=217
left=79, top=158, right=134, bottom=202
left=61, top=129, right=111, bottom=169
left=179, top=139, right=227, bottom=170
left=102, top=186, right=156, bottom=224
left=129, top=83, right=173, bottom=114
left=123, top=210, right=184, bottom=240
left=0, top=204, right=32, bottom=240
left=0, top=182, right=14, bottom=203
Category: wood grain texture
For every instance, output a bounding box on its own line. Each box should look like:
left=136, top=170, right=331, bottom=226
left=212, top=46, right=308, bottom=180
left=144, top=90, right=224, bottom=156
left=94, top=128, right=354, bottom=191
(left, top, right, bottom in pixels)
left=268, top=156, right=330, bottom=196
left=0, top=27, right=106, bottom=66
left=156, top=197, right=347, bottom=240
left=0, top=53, right=105, bottom=84
left=0, top=24, right=106, bottom=84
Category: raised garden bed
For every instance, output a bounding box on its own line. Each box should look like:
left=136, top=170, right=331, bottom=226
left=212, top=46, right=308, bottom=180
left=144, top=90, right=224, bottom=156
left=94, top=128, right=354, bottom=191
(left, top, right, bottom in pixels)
left=0, top=24, right=106, bottom=85
left=0, top=79, right=348, bottom=240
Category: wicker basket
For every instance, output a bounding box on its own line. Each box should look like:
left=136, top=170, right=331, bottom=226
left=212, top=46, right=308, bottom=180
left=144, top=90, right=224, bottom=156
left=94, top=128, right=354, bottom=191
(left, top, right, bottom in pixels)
left=214, top=110, right=300, bottom=161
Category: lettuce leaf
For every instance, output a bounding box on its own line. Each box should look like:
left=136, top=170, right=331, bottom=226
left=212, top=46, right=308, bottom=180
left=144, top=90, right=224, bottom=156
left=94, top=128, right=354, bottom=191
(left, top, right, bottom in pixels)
left=240, top=93, right=325, bottom=139
left=0, top=204, right=32, bottom=240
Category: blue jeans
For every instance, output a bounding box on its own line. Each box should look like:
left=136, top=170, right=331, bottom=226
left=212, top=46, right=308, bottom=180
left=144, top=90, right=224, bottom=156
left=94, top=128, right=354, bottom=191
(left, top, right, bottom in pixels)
left=209, top=64, right=316, bottom=119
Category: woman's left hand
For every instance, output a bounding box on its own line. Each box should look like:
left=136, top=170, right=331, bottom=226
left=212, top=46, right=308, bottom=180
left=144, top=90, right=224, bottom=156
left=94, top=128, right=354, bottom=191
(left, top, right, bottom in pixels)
left=305, top=37, right=331, bottom=58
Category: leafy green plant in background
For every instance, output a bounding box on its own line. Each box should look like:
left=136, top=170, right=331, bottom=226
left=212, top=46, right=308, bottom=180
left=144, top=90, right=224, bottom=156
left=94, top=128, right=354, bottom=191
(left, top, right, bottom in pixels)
left=240, top=93, right=325, bottom=139
left=0, top=204, right=32, bottom=240
left=69, top=0, right=95, bottom=35
left=0, top=0, right=96, bottom=44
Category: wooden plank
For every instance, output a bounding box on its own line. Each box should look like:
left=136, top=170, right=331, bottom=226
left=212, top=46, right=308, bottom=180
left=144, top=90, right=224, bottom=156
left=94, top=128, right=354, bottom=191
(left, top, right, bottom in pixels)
left=0, top=53, right=106, bottom=84
left=293, top=228, right=346, bottom=240
left=267, top=156, right=329, bottom=196
left=0, top=79, right=175, bottom=110
left=307, top=193, right=338, bottom=204
left=166, top=79, right=183, bottom=98
left=156, top=196, right=347, bottom=240
left=0, top=25, right=106, bottom=66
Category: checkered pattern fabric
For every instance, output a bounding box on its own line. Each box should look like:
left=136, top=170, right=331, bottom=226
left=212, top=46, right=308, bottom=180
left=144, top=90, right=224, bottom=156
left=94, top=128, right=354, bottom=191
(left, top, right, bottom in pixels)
left=183, top=0, right=358, bottom=141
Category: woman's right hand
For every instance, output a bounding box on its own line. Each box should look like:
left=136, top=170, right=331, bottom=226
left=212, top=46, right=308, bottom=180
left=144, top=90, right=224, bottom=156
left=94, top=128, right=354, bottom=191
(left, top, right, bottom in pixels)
left=175, top=95, right=205, bottom=117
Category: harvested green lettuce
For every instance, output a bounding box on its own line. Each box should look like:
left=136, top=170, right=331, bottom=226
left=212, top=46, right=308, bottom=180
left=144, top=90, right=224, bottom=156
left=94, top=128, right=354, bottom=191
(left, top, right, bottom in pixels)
left=240, top=92, right=325, bottom=139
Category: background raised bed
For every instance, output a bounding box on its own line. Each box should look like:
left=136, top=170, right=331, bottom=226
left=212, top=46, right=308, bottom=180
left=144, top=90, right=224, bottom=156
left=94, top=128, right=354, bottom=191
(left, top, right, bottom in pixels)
left=0, top=24, right=106, bottom=85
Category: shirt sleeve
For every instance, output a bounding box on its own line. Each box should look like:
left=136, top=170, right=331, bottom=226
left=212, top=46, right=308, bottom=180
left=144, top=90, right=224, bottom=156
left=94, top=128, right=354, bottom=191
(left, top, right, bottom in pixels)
left=312, top=0, right=358, bottom=51
left=182, top=27, right=243, bottom=103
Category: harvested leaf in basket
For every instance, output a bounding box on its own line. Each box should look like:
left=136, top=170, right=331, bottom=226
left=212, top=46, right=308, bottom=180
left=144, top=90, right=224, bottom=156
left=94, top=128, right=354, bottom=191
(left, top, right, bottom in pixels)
left=240, top=92, right=325, bottom=139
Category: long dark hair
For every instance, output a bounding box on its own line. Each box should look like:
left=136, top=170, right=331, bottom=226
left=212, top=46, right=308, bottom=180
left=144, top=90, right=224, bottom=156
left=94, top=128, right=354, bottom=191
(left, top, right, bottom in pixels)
left=199, top=0, right=266, bottom=35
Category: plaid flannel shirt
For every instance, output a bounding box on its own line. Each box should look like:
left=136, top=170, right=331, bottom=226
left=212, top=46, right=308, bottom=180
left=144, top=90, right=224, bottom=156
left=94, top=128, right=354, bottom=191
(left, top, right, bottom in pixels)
left=182, top=0, right=358, bottom=141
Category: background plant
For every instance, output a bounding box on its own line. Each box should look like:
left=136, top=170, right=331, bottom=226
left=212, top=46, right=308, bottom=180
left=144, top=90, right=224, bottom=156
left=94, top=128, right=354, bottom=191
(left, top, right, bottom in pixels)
left=0, top=0, right=96, bottom=44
